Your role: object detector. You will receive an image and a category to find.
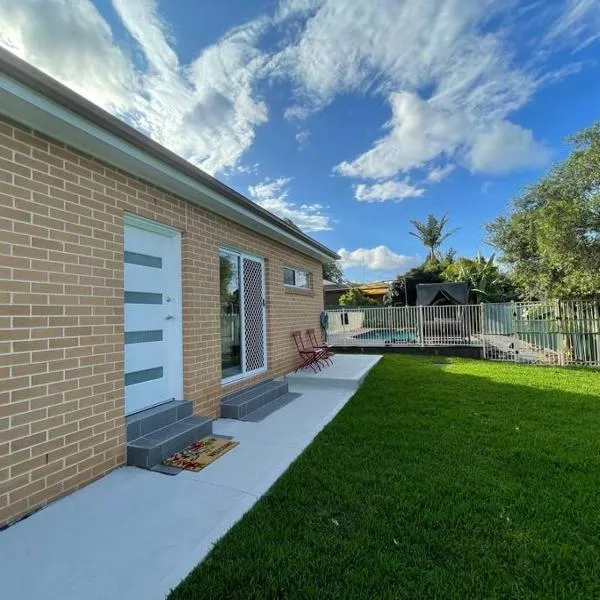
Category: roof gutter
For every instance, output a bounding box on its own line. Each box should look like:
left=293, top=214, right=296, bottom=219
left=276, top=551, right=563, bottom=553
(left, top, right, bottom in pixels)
left=0, top=49, right=339, bottom=263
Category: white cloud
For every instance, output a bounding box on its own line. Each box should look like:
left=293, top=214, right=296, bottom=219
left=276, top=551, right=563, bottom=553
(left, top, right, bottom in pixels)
left=0, top=0, right=136, bottom=113
left=335, top=91, right=467, bottom=178
left=113, top=0, right=270, bottom=175
left=427, top=165, right=455, bottom=183
left=274, top=1, right=533, bottom=112
left=295, top=129, right=310, bottom=148
left=0, top=0, right=270, bottom=175
left=544, top=0, right=600, bottom=51
left=1, top=0, right=596, bottom=187
left=468, top=121, right=551, bottom=174
left=354, top=179, right=424, bottom=203
left=275, top=0, right=324, bottom=23
left=231, top=162, right=260, bottom=175
left=275, top=0, right=590, bottom=179
left=248, top=177, right=332, bottom=232
left=283, top=105, right=312, bottom=120
left=481, top=181, right=493, bottom=194
left=338, top=245, right=416, bottom=272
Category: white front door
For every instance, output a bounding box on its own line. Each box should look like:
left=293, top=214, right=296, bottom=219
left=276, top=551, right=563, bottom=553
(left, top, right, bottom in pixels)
left=124, top=215, right=183, bottom=415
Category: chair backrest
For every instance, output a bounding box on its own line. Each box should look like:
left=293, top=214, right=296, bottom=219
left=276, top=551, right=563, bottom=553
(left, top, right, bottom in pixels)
left=306, top=328, right=319, bottom=348
left=292, top=330, right=308, bottom=353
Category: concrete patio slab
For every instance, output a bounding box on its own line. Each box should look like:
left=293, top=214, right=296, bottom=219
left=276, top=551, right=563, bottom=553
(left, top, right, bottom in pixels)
left=0, top=355, right=381, bottom=600
left=286, top=354, right=382, bottom=391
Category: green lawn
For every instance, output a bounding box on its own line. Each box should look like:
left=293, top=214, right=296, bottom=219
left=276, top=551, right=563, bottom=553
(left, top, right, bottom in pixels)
left=169, top=356, right=600, bottom=599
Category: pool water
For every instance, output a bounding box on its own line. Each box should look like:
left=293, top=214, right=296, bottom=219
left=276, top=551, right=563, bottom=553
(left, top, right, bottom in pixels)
left=353, top=329, right=418, bottom=343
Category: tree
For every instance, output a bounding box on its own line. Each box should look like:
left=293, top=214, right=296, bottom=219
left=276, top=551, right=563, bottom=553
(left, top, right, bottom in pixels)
left=323, top=261, right=345, bottom=284
left=219, top=254, right=234, bottom=305
left=409, top=214, right=458, bottom=263
left=441, top=253, right=517, bottom=302
left=487, top=123, right=600, bottom=300
left=339, top=287, right=377, bottom=307
left=443, top=247, right=457, bottom=264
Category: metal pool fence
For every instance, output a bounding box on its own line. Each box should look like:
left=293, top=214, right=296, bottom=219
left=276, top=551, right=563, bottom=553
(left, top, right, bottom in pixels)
left=325, top=301, right=600, bottom=366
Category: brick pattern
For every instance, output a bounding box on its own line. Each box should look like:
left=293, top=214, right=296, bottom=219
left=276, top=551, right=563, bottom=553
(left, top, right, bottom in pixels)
left=0, top=117, right=324, bottom=527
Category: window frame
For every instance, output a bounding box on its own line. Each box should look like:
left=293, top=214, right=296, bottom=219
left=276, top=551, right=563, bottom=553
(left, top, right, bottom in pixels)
left=283, top=266, right=311, bottom=290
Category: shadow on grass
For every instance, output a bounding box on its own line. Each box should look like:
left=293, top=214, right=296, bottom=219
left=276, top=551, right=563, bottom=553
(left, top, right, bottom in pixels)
left=169, top=356, right=600, bottom=600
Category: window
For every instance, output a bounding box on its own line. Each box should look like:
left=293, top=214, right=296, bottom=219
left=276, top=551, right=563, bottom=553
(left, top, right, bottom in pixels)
left=220, top=250, right=242, bottom=379
left=284, top=267, right=311, bottom=289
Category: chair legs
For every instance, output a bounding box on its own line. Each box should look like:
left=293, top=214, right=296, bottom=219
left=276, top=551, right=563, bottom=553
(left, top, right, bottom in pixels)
left=292, top=330, right=331, bottom=373
left=296, top=351, right=322, bottom=373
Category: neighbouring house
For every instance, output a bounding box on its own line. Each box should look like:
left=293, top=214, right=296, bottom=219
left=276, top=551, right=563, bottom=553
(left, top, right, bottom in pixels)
left=323, top=279, right=350, bottom=307
left=323, top=280, right=391, bottom=307
left=356, top=282, right=390, bottom=304
left=0, top=49, right=338, bottom=527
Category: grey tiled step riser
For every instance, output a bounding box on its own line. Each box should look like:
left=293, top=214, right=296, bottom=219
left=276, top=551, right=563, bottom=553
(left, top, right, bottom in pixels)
left=126, top=400, right=193, bottom=442
left=127, top=416, right=212, bottom=469
left=221, top=385, right=288, bottom=418
left=220, top=382, right=289, bottom=419
left=241, top=392, right=302, bottom=422
left=221, top=378, right=278, bottom=404
left=221, top=380, right=288, bottom=407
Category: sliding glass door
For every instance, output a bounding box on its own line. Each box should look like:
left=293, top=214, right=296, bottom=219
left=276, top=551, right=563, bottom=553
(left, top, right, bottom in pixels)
left=219, top=248, right=266, bottom=381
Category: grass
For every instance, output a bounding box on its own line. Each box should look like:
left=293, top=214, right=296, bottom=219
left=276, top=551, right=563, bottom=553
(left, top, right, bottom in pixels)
left=169, top=356, right=600, bottom=599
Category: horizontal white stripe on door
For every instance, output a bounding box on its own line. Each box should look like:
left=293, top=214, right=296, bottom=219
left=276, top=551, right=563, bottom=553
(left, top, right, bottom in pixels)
left=125, top=305, right=167, bottom=331
left=125, top=225, right=171, bottom=257
left=125, top=263, right=164, bottom=294
left=124, top=374, right=171, bottom=414
left=124, top=341, right=165, bottom=373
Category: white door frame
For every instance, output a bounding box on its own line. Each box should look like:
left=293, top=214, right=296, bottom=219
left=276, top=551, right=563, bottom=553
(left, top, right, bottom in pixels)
left=221, top=247, right=267, bottom=384
left=124, top=213, right=183, bottom=414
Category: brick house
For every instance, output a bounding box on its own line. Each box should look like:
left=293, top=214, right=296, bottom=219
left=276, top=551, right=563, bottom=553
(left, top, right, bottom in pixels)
left=0, top=49, right=338, bottom=527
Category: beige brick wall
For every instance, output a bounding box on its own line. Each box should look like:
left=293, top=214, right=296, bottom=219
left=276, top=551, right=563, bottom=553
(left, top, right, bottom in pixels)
left=0, top=117, right=324, bottom=527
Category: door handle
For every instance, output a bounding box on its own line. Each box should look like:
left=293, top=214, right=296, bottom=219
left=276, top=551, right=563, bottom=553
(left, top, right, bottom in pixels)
left=166, top=315, right=174, bottom=320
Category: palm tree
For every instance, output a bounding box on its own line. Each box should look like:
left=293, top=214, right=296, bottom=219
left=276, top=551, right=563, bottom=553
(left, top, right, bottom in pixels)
left=445, top=253, right=505, bottom=302
left=409, top=214, right=458, bottom=263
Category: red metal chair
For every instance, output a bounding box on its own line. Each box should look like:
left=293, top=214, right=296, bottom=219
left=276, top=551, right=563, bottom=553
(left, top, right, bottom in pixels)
left=300, top=329, right=332, bottom=368
left=307, top=328, right=334, bottom=362
left=292, top=330, right=328, bottom=372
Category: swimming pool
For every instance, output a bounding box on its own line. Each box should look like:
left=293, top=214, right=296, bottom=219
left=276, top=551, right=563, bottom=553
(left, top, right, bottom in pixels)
left=352, top=329, right=418, bottom=343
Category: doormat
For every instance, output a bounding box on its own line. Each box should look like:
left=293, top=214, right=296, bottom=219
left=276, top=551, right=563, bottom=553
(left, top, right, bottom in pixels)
left=162, top=437, right=239, bottom=472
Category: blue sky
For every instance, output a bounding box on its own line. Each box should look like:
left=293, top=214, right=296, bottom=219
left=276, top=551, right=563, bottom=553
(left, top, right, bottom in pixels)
left=2, top=0, right=599, bottom=282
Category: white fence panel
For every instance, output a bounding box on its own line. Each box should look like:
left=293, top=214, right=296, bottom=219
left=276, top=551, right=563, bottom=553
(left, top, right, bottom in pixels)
left=325, top=305, right=481, bottom=348
left=325, top=301, right=600, bottom=367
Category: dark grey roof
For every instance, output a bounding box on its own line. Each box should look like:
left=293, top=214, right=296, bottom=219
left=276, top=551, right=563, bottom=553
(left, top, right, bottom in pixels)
left=416, top=282, right=471, bottom=306
left=0, top=48, right=339, bottom=261
left=323, top=279, right=350, bottom=291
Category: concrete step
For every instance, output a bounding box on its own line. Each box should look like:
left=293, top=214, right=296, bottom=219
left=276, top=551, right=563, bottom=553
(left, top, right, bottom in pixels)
left=126, top=400, right=193, bottom=442
left=241, top=392, right=302, bottom=422
left=220, top=379, right=289, bottom=419
left=221, top=378, right=282, bottom=405
left=127, top=415, right=213, bottom=469
left=285, top=355, right=382, bottom=392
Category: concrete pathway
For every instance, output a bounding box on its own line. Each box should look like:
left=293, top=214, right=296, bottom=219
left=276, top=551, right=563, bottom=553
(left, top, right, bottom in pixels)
left=0, top=355, right=381, bottom=600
